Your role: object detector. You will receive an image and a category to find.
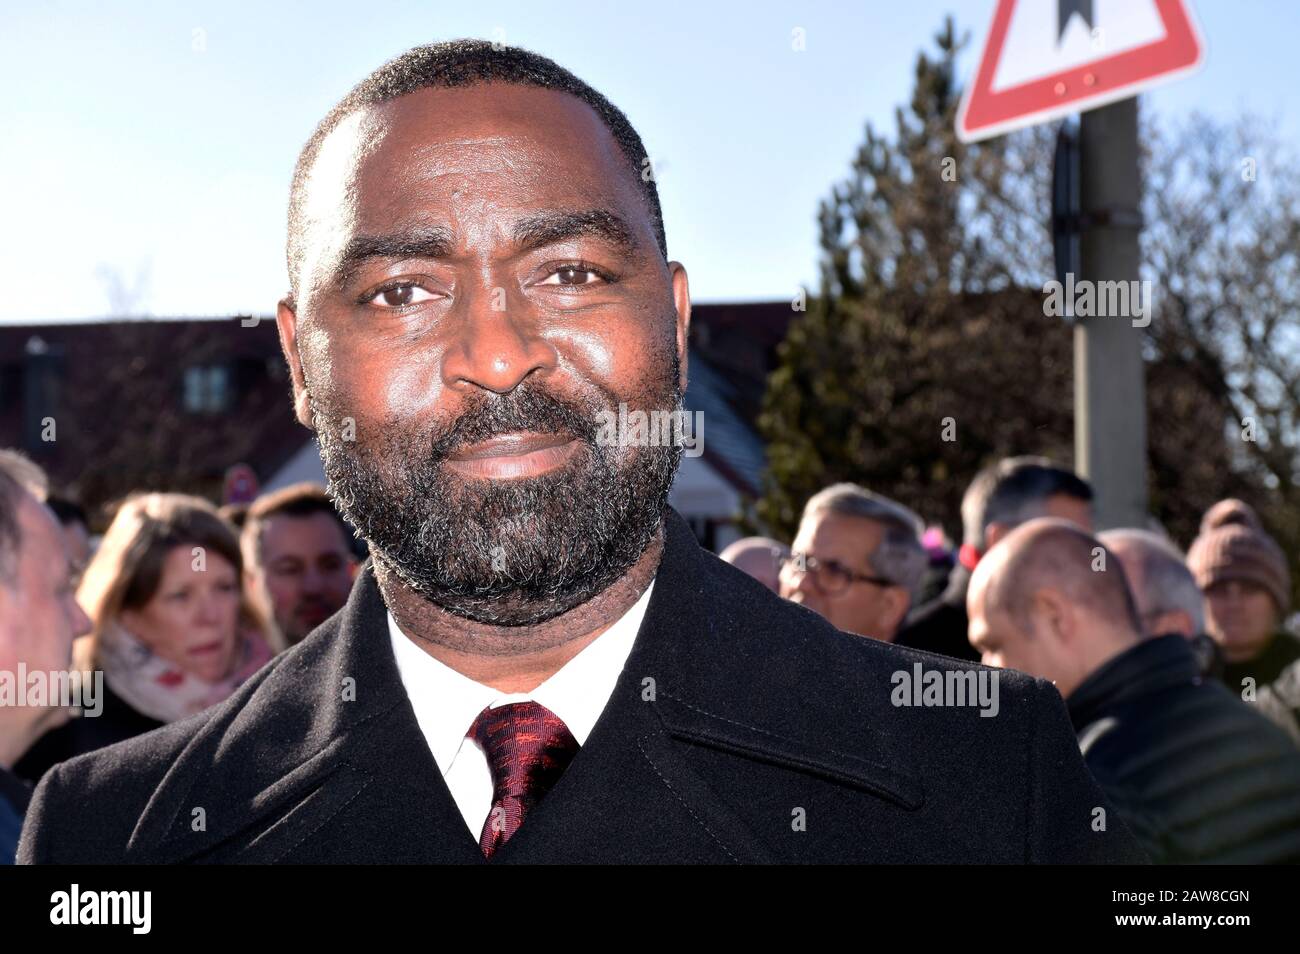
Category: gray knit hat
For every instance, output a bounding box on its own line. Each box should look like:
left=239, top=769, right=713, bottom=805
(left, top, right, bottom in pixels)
left=1188, top=501, right=1290, bottom=614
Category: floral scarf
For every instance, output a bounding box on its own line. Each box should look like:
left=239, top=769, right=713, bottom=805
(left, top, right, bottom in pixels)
left=97, top=618, right=274, bottom=724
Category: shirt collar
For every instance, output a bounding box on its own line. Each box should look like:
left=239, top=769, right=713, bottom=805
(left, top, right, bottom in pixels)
left=388, top=577, right=655, bottom=775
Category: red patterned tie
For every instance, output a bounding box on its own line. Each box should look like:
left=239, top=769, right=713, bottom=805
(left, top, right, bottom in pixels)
left=467, top=701, right=580, bottom=859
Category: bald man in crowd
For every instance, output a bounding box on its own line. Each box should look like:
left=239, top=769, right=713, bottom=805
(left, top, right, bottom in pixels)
left=718, top=537, right=788, bottom=593
left=1098, top=529, right=1221, bottom=679
left=969, top=519, right=1300, bottom=863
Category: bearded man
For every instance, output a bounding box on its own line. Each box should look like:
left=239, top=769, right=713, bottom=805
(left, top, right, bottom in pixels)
left=19, top=41, right=1143, bottom=864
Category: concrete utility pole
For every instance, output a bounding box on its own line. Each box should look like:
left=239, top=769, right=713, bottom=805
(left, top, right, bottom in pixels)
left=1075, top=96, right=1148, bottom=529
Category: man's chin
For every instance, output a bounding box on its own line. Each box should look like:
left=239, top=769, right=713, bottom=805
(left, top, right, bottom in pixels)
left=417, top=588, right=595, bottom=627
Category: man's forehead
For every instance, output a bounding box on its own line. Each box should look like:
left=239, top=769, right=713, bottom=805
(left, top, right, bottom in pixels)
left=968, top=557, right=999, bottom=612
left=264, top=512, right=348, bottom=546
left=805, top=511, right=883, bottom=545
left=374, top=82, right=612, bottom=141
left=967, top=588, right=1007, bottom=643
left=18, top=497, right=66, bottom=568
left=297, top=84, right=646, bottom=292
left=309, top=85, right=630, bottom=216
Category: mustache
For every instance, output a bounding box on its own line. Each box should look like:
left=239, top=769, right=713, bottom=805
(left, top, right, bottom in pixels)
left=426, top=384, right=602, bottom=463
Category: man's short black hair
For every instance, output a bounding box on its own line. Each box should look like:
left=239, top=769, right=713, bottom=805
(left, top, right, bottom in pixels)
left=46, top=494, right=88, bottom=530
left=285, top=38, right=668, bottom=303
left=961, top=456, right=1094, bottom=551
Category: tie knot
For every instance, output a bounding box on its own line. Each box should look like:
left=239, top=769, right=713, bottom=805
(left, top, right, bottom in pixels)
left=468, top=701, right=579, bottom=801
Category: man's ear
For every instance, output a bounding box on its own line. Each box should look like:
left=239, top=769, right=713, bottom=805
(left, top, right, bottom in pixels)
left=276, top=297, right=313, bottom=429
left=1031, top=587, right=1073, bottom=644
left=883, top=587, right=912, bottom=637
left=984, top=522, right=1010, bottom=552
left=668, top=261, right=691, bottom=393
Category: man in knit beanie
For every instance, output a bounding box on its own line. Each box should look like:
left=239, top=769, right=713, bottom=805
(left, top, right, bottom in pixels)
left=1187, top=499, right=1300, bottom=692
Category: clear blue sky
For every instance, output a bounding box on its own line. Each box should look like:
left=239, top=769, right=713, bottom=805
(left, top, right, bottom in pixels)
left=2, top=0, right=1295, bottom=322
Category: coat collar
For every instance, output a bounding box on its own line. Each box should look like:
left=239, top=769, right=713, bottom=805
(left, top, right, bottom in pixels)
left=1065, top=634, right=1202, bottom=731
left=126, top=507, right=923, bottom=863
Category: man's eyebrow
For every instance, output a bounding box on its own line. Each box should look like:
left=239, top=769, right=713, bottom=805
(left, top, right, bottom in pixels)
left=326, top=210, right=638, bottom=291
left=511, top=208, right=639, bottom=255
left=329, top=224, right=456, bottom=290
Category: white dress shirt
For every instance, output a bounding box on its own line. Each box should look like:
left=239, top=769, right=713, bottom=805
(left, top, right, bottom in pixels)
left=387, top=578, right=655, bottom=839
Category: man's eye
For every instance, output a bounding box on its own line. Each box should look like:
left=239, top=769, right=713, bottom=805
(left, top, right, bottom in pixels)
left=368, top=283, right=437, bottom=308
left=538, top=265, right=606, bottom=286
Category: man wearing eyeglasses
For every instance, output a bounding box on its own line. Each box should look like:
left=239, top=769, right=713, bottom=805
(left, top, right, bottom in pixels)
left=779, top=484, right=926, bottom=642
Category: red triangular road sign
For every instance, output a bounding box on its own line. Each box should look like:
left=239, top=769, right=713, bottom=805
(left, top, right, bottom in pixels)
left=957, top=0, right=1205, bottom=142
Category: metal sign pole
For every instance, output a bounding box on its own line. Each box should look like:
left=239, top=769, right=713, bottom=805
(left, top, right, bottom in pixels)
left=1074, top=96, right=1148, bottom=529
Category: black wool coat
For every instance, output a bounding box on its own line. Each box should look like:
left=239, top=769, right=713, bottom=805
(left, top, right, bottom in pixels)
left=19, top=508, right=1145, bottom=864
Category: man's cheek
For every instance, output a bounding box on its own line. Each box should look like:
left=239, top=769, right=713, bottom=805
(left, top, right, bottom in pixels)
left=375, top=356, right=447, bottom=421
left=548, top=328, right=618, bottom=380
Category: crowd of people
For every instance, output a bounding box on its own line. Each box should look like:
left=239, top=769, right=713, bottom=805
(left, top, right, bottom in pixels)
left=721, top=457, right=1300, bottom=862
left=2, top=446, right=1299, bottom=863
left=0, top=454, right=361, bottom=862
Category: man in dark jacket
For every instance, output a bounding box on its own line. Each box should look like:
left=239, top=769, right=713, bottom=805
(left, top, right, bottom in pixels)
left=970, top=518, right=1300, bottom=863
left=20, top=40, right=1143, bottom=865
left=896, top=456, right=1093, bottom=662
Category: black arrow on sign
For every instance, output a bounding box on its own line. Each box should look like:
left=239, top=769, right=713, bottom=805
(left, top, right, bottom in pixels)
left=1057, top=0, right=1095, bottom=45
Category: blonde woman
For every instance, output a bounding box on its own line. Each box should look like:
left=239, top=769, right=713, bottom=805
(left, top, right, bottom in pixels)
left=16, top=493, right=273, bottom=780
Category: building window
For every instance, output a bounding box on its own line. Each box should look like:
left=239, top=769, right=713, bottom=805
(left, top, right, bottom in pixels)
left=183, top=364, right=230, bottom=414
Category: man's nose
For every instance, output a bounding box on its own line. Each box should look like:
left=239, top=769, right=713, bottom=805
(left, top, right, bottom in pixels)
left=790, top=568, right=819, bottom=598
left=440, top=285, right=557, bottom=394
left=300, top=566, right=333, bottom=594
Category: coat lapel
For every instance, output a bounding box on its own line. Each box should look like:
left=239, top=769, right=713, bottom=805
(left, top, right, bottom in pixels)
left=124, top=556, right=484, bottom=864
left=493, top=507, right=923, bottom=863
left=491, top=654, right=781, bottom=864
